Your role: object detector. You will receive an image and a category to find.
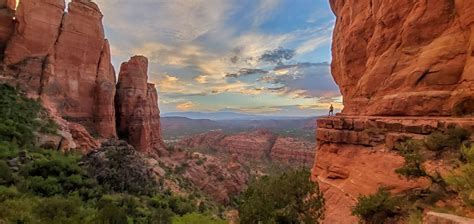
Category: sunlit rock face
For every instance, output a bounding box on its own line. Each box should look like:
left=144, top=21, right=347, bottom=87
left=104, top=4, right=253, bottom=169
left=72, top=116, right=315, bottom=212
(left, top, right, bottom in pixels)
left=312, top=1, right=474, bottom=223
left=2, top=0, right=117, bottom=141
left=330, top=0, right=474, bottom=116
left=115, top=56, right=166, bottom=154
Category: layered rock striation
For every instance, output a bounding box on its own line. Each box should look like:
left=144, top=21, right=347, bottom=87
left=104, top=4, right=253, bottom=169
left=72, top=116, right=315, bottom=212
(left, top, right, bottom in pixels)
left=0, top=0, right=165, bottom=153
left=330, top=0, right=474, bottom=116
left=178, top=130, right=315, bottom=167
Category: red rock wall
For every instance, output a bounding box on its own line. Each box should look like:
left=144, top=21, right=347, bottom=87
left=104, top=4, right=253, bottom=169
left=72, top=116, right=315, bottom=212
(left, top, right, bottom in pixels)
left=2, top=0, right=116, bottom=140
left=0, top=0, right=15, bottom=54
left=330, top=0, right=474, bottom=116
left=313, top=1, right=474, bottom=222
left=115, top=56, right=166, bottom=153
left=0, top=0, right=165, bottom=153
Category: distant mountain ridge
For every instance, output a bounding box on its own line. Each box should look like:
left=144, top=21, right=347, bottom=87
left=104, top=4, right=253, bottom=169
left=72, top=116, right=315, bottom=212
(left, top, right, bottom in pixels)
left=162, top=111, right=314, bottom=121
left=161, top=116, right=317, bottom=142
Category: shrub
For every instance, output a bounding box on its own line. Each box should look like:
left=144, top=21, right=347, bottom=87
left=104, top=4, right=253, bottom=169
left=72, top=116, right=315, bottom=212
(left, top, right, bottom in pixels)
left=0, top=160, right=13, bottom=185
left=20, top=149, right=96, bottom=197
left=425, top=128, right=470, bottom=152
left=0, top=84, right=57, bottom=148
left=352, top=188, right=401, bottom=224
left=395, top=140, right=427, bottom=179
left=238, top=169, right=325, bottom=224
left=445, top=145, right=474, bottom=207
left=84, top=141, right=158, bottom=196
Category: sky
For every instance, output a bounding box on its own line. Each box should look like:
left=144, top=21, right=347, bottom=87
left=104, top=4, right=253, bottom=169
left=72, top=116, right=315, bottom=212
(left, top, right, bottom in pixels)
left=93, top=0, right=341, bottom=116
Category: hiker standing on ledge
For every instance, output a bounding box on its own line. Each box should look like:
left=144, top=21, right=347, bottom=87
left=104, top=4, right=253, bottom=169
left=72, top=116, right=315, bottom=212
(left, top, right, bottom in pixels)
left=329, top=104, right=334, bottom=116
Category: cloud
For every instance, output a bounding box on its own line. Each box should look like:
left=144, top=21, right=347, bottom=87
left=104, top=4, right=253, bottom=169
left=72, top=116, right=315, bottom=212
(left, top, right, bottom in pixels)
left=176, top=101, right=197, bottom=111
left=296, top=36, right=331, bottom=55
left=259, top=48, right=295, bottom=65
left=252, top=0, right=281, bottom=27
left=226, top=68, right=269, bottom=78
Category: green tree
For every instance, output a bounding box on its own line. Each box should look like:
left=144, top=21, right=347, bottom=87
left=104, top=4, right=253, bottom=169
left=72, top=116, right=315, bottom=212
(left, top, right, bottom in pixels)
left=352, top=188, right=401, bottom=224
left=238, top=169, right=325, bottom=224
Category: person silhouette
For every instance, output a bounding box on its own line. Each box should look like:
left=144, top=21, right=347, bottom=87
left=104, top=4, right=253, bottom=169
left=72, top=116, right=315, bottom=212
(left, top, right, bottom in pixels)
left=329, top=104, right=334, bottom=116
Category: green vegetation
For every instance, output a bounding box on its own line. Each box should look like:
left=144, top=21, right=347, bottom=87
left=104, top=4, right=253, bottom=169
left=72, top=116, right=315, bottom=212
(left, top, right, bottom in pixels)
left=238, top=169, right=325, bottom=224
left=352, top=188, right=401, bottom=224
left=353, top=128, right=473, bottom=224
left=395, top=140, right=427, bottom=178
left=445, top=144, right=474, bottom=207
left=0, top=84, right=220, bottom=223
left=424, top=127, right=470, bottom=152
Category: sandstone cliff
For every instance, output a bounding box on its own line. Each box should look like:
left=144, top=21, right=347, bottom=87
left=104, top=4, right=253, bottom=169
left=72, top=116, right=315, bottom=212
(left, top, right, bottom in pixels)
left=314, top=1, right=474, bottom=223
left=0, top=0, right=164, bottom=153
left=330, top=0, right=473, bottom=116
left=177, top=130, right=315, bottom=167
left=116, top=56, right=166, bottom=153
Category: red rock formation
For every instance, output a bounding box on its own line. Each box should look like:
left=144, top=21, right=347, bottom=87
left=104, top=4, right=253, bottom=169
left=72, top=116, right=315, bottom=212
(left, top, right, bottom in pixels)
left=314, top=1, right=474, bottom=222
left=313, top=116, right=474, bottom=223
left=115, top=56, right=166, bottom=153
left=177, top=130, right=315, bottom=167
left=270, top=137, right=315, bottom=167
left=0, top=0, right=15, bottom=53
left=3, top=0, right=65, bottom=98
left=41, top=0, right=116, bottom=139
left=0, top=0, right=119, bottom=151
left=330, top=0, right=474, bottom=116
left=217, top=130, right=277, bottom=159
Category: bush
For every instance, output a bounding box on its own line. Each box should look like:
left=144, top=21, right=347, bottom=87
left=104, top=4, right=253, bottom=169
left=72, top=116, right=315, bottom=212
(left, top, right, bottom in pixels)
left=352, top=188, right=401, bottom=224
left=445, top=144, right=474, bottom=207
left=395, top=140, right=427, bottom=179
left=84, top=141, right=158, bottom=196
left=238, top=169, right=325, bottom=224
left=20, top=149, right=97, bottom=197
left=0, top=84, right=57, bottom=148
left=425, top=128, right=470, bottom=152
left=0, top=160, right=13, bottom=185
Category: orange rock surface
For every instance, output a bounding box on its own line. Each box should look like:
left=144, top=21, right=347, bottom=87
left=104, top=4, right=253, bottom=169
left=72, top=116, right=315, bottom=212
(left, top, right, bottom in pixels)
left=312, top=116, right=474, bottom=223
left=330, top=0, right=474, bottom=116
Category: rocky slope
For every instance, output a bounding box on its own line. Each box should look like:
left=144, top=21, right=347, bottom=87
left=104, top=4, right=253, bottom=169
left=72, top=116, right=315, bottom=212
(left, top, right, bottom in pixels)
left=315, top=0, right=474, bottom=223
left=0, top=0, right=164, bottom=153
left=330, top=0, right=473, bottom=116
left=177, top=130, right=315, bottom=167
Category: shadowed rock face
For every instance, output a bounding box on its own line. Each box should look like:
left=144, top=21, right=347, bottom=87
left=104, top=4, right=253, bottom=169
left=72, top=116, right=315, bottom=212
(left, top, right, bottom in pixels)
left=0, top=0, right=15, bottom=53
left=115, top=56, right=166, bottom=153
left=330, top=0, right=474, bottom=116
